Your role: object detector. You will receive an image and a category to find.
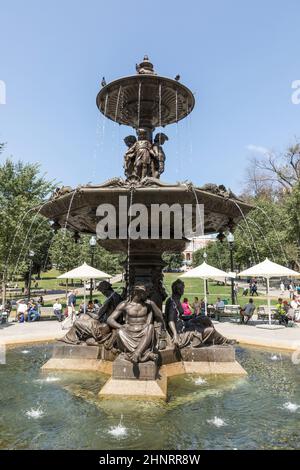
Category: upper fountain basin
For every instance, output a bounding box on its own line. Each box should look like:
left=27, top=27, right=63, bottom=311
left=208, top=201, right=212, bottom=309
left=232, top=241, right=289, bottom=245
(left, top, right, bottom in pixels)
left=96, top=74, right=195, bottom=129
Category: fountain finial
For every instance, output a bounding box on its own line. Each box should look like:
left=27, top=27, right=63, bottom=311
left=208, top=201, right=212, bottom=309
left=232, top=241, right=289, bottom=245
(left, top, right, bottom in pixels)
left=136, top=55, right=156, bottom=75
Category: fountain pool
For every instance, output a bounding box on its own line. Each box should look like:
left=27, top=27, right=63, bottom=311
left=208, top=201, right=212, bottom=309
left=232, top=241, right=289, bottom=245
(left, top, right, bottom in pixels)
left=0, top=345, right=299, bottom=450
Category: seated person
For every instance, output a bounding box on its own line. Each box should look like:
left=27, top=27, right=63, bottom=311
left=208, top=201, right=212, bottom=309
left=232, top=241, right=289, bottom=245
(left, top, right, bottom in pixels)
left=215, top=298, right=225, bottom=309
left=27, top=300, right=40, bottom=322
left=240, top=298, right=256, bottom=324
left=276, top=298, right=289, bottom=326
left=94, top=299, right=101, bottom=314
left=181, top=298, right=193, bottom=318
left=214, top=297, right=225, bottom=319
left=16, top=299, right=27, bottom=322
left=192, top=297, right=201, bottom=316
left=53, top=299, right=63, bottom=321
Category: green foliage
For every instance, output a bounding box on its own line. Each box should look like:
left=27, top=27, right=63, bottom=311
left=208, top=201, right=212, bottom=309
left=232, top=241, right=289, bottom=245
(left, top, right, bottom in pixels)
left=193, top=241, right=230, bottom=271
left=193, top=193, right=299, bottom=272
left=0, top=157, right=55, bottom=284
left=49, top=232, right=124, bottom=275
left=162, top=252, right=184, bottom=270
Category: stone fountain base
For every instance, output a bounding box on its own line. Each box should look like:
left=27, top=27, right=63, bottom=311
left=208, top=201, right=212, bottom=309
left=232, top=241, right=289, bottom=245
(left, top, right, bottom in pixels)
left=42, top=343, right=247, bottom=400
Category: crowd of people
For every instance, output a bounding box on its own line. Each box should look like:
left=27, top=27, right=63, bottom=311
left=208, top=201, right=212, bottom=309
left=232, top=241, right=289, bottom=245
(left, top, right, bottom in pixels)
left=181, top=297, right=206, bottom=318
left=2, top=279, right=300, bottom=328
left=239, top=294, right=300, bottom=326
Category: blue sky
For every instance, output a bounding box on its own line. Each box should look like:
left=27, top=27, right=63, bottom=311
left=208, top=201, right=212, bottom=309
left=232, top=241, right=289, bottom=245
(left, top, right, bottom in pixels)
left=0, top=0, right=300, bottom=193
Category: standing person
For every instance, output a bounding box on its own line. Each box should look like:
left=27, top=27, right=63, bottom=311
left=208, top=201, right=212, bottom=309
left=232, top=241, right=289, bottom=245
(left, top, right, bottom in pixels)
left=289, top=282, right=294, bottom=300
left=192, top=297, right=201, bottom=316
left=67, top=290, right=77, bottom=322
left=53, top=299, right=63, bottom=321
left=280, top=281, right=285, bottom=296
left=200, top=298, right=206, bottom=316
left=181, top=298, right=192, bottom=317
left=234, top=282, right=239, bottom=303
left=252, top=283, right=258, bottom=296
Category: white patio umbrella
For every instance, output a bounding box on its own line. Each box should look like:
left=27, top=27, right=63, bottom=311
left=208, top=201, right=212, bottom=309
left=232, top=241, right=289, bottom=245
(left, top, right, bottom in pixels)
left=238, top=258, right=300, bottom=325
left=181, top=262, right=231, bottom=315
left=58, top=262, right=111, bottom=313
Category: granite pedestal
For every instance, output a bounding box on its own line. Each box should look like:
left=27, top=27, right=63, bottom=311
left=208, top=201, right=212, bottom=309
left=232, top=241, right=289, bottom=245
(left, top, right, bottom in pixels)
left=41, top=342, right=247, bottom=400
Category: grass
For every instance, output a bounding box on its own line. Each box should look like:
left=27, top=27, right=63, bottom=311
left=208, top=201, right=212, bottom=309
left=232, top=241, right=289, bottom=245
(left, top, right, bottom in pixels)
left=8, top=270, right=279, bottom=308
left=163, top=273, right=278, bottom=306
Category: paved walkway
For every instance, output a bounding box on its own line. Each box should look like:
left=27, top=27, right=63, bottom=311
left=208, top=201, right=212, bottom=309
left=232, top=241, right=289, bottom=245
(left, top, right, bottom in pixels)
left=216, top=322, right=300, bottom=351
left=1, top=319, right=300, bottom=351
left=0, top=321, right=65, bottom=346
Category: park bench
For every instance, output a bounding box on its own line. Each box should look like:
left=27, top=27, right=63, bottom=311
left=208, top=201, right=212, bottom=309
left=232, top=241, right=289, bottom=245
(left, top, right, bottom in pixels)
left=257, top=305, right=278, bottom=322
left=215, top=305, right=240, bottom=321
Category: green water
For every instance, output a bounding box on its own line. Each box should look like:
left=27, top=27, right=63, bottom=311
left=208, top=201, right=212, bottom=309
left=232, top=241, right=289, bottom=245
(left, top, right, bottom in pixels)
left=0, top=344, right=300, bottom=450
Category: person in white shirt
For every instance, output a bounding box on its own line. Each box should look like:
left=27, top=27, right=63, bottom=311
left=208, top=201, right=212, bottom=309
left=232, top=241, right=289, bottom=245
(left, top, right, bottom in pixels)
left=280, top=281, right=285, bottom=296
left=16, top=299, right=27, bottom=322
left=53, top=299, right=63, bottom=322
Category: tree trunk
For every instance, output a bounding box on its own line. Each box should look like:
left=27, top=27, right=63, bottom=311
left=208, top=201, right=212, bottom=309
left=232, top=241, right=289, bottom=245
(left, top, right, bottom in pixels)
left=1, top=272, right=6, bottom=306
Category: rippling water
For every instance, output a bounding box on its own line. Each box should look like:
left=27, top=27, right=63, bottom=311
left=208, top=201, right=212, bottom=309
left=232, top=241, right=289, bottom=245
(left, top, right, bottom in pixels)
left=0, top=344, right=299, bottom=449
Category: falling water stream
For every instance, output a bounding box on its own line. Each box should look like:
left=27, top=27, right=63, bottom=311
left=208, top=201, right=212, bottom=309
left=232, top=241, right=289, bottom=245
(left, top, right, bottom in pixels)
left=126, top=188, right=134, bottom=298
left=247, top=216, right=276, bottom=261
left=6, top=206, right=37, bottom=268
left=57, top=188, right=79, bottom=266
left=232, top=201, right=260, bottom=263
left=12, top=202, right=52, bottom=277
left=175, top=90, right=180, bottom=175
left=158, top=83, right=162, bottom=128
left=137, top=82, right=141, bottom=129
left=114, top=86, right=122, bottom=123
left=255, top=205, right=289, bottom=264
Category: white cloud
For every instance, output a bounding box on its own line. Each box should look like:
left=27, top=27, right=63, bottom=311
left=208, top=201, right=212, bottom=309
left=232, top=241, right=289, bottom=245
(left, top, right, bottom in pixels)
left=246, top=144, right=270, bottom=155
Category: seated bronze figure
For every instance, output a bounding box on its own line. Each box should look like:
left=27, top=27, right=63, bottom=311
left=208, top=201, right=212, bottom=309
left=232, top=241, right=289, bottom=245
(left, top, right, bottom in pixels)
left=165, top=279, right=233, bottom=348
left=107, top=283, right=165, bottom=364
left=59, top=281, right=122, bottom=347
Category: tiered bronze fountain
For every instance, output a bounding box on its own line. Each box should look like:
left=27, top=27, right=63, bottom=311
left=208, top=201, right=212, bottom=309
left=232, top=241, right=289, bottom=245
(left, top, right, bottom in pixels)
left=41, top=57, right=250, bottom=398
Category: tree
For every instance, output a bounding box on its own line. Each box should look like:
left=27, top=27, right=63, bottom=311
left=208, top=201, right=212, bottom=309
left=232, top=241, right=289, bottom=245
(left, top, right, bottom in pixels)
left=49, top=232, right=124, bottom=276
left=162, top=252, right=184, bottom=270
left=284, top=181, right=300, bottom=269
left=49, top=230, right=81, bottom=273
left=0, top=156, right=55, bottom=301
left=193, top=241, right=230, bottom=271
left=244, top=141, right=300, bottom=197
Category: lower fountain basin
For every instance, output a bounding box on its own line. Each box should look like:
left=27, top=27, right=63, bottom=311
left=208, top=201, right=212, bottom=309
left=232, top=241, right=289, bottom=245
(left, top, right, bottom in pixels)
left=1, top=344, right=300, bottom=450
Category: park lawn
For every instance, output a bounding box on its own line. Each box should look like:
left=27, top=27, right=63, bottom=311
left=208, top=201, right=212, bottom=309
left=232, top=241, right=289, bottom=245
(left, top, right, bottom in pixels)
left=162, top=273, right=278, bottom=306
left=33, top=271, right=278, bottom=308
